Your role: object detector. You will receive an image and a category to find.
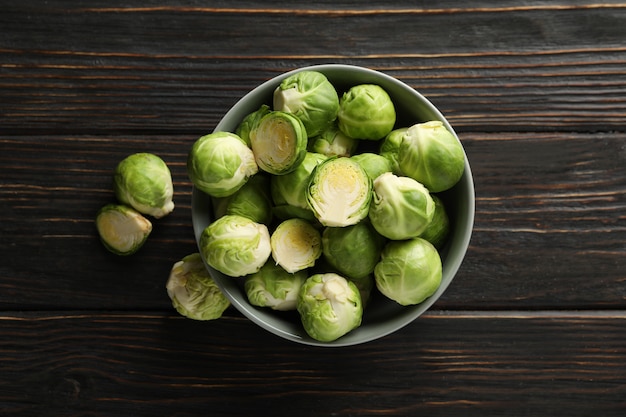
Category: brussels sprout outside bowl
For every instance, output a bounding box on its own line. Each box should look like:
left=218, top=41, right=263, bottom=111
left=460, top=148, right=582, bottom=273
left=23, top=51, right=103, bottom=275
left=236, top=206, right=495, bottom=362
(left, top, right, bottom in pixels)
left=192, top=64, right=475, bottom=347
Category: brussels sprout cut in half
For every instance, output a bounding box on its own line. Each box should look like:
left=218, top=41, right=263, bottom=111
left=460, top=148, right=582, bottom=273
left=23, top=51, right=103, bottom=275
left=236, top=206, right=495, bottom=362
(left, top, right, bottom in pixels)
left=273, top=70, right=340, bottom=137
left=297, top=273, right=363, bottom=342
left=187, top=131, right=258, bottom=198
left=199, top=214, right=271, bottom=277
left=306, top=157, right=372, bottom=227
left=113, top=153, right=174, bottom=219
left=271, top=218, right=322, bottom=273
left=96, top=204, right=152, bottom=256
left=338, top=84, right=396, bottom=140
left=250, top=111, right=308, bottom=175
left=166, top=253, right=230, bottom=320
left=245, top=262, right=307, bottom=311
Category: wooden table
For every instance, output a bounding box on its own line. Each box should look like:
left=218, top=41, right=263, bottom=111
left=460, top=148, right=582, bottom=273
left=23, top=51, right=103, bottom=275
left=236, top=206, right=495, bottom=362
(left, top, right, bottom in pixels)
left=2, top=1, right=625, bottom=416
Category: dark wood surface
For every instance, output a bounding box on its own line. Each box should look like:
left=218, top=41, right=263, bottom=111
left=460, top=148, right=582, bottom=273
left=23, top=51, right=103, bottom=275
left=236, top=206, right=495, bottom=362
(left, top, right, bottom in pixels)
left=1, top=1, right=625, bottom=416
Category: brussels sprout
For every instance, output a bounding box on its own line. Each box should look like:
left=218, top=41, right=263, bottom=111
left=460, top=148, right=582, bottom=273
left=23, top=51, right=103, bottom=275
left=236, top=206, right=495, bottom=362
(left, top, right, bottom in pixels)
left=271, top=152, right=327, bottom=221
left=245, top=261, right=307, bottom=311
left=187, top=131, right=258, bottom=198
left=321, top=222, right=385, bottom=280
left=308, top=124, right=358, bottom=158
left=199, top=214, right=271, bottom=277
left=419, top=194, right=450, bottom=250
left=337, top=84, right=396, bottom=140
left=398, top=121, right=465, bottom=192
left=250, top=111, right=308, bottom=175
left=297, top=273, right=363, bottom=342
left=349, top=274, right=375, bottom=309
left=374, top=237, right=442, bottom=306
left=271, top=218, right=322, bottom=273
left=306, top=157, right=372, bottom=227
left=235, top=104, right=271, bottom=147
left=113, top=153, right=174, bottom=219
left=166, top=253, right=230, bottom=320
left=380, top=127, right=407, bottom=175
left=213, top=174, right=273, bottom=225
left=368, top=172, right=435, bottom=241
left=95, top=204, right=152, bottom=256
left=350, top=152, right=393, bottom=181
left=273, top=70, right=340, bottom=137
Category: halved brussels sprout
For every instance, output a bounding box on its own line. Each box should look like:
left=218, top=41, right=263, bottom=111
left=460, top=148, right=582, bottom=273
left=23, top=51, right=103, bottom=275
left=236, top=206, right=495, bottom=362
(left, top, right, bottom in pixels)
left=166, top=253, right=230, bottom=320
left=306, top=157, right=372, bottom=227
left=309, top=124, right=358, bottom=157
left=374, top=237, right=442, bottom=306
left=270, top=218, right=322, bottom=273
left=273, top=70, right=340, bottom=137
left=187, top=131, right=258, bottom=198
left=113, top=153, right=174, bottom=219
left=380, top=127, right=407, bottom=175
left=213, top=174, right=273, bottom=225
left=419, top=194, right=450, bottom=250
left=398, top=121, right=465, bottom=192
left=350, top=152, right=393, bottom=181
left=245, top=261, right=307, bottom=311
left=250, top=111, right=308, bottom=175
left=235, top=104, right=271, bottom=147
left=368, top=172, right=435, bottom=241
left=337, top=84, right=396, bottom=140
left=95, top=204, right=152, bottom=256
left=297, top=273, right=363, bottom=342
left=199, top=214, right=271, bottom=277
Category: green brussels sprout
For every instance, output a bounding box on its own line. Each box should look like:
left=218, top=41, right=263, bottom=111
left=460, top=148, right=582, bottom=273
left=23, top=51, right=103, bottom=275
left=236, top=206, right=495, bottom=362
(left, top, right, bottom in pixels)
left=374, top=237, right=442, bottom=306
left=187, top=131, right=258, bottom=198
left=349, top=274, right=374, bottom=309
left=235, top=104, right=271, bottom=147
left=113, top=153, right=174, bottom=219
left=321, top=222, right=386, bottom=280
left=213, top=174, right=273, bottom=225
left=273, top=70, right=340, bottom=137
left=306, top=157, right=372, bottom=227
left=271, top=152, right=327, bottom=221
left=398, top=121, right=465, bottom=193
left=337, top=84, right=396, bottom=140
left=245, top=261, right=307, bottom=311
left=95, top=203, right=152, bottom=256
left=199, top=214, right=271, bottom=277
left=368, top=172, right=435, bottom=240
left=250, top=111, right=308, bottom=175
left=419, top=194, right=450, bottom=250
left=380, top=127, right=407, bottom=175
left=297, top=273, right=363, bottom=342
left=350, top=152, right=393, bottom=181
left=166, top=253, right=230, bottom=320
left=271, top=218, right=322, bottom=273
left=308, top=124, right=358, bottom=157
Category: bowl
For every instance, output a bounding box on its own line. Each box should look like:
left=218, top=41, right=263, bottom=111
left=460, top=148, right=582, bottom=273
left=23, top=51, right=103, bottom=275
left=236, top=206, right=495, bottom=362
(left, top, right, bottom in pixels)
left=192, top=64, right=475, bottom=347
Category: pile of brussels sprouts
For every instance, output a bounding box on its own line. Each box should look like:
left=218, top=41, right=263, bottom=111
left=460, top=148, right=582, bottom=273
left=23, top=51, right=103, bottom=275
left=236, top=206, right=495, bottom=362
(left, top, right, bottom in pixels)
left=187, top=70, right=465, bottom=342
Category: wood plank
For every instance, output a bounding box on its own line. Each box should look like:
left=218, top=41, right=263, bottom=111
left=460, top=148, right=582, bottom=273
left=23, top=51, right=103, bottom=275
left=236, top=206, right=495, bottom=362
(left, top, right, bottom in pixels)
left=0, top=311, right=624, bottom=416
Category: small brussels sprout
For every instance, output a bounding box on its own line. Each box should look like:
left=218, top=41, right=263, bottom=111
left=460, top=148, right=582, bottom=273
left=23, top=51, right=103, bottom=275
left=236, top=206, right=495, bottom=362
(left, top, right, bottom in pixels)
left=235, top=104, right=271, bottom=147
left=273, top=70, right=340, bottom=137
left=337, top=84, right=396, bottom=140
left=419, top=194, right=450, bottom=250
left=113, top=153, right=174, bottom=219
left=350, top=152, right=393, bottom=181
left=166, top=253, right=230, bottom=320
left=187, top=131, right=258, bottom=198
left=380, top=127, right=407, bottom=175
left=308, top=124, right=358, bottom=157
left=322, top=222, right=385, bottom=280
left=245, top=261, right=307, bottom=311
left=374, top=237, right=442, bottom=306
left=349, top=274, right=374, bottom=309
left=271, top=218, right=322, bottom=273
left=199, top=214, right=271, bottom=277
left=398, top=121, right=465, bottom=192
left=250, top=111, right=308, bottom=175
left=271, top=152, right=327, bottom=221
left=368, top=172, right=435, bottom=241
left=213, top=174, right=273, bottom=225
left=297, top=273, right=363, bottom=342
left=306, top=157, right=372, bottom=227
left=95, top=204, right=152, bottom=256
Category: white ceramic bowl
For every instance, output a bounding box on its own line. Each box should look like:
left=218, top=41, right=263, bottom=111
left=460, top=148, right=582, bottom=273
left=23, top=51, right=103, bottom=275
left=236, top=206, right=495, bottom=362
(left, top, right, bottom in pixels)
left=192, top=64, right=474, bottom=347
